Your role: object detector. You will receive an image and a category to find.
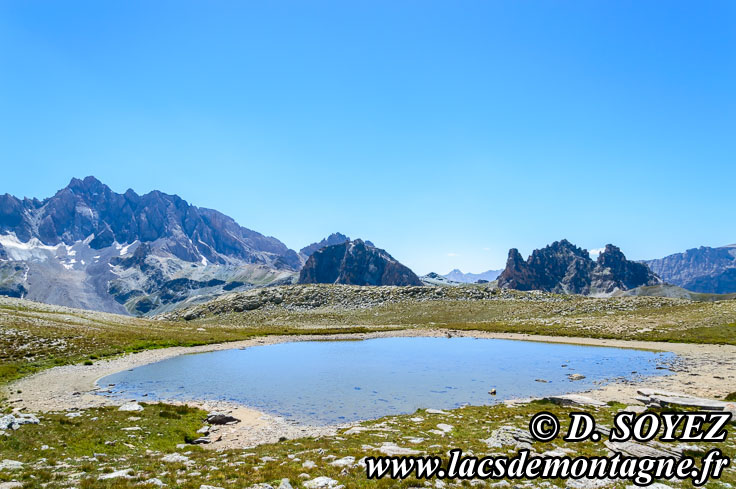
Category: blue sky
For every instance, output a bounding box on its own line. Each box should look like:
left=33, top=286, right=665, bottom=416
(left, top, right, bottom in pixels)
left=1, top=1, right=734, bottom=275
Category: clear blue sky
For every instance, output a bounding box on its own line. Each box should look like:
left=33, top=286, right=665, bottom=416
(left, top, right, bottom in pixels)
left=1, top=1, right=734, bottom=275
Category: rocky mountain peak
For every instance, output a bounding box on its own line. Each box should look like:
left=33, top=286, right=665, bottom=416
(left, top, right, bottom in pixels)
left=298, top=239, right=422, bottom=286
left=0, top=177, right=303, bottom=315
left=299, top=232, right=375, bottom=258
left=300, top=232, right=351, bottom=257
left=0, top=176, right=301, bottom=269
left=497, top=240, right=659, bottom=295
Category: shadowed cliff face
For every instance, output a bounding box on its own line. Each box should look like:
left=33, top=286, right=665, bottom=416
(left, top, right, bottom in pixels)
left=298, top=239, right=422, bottom=286
left=644, top=245, right=736, bottom=294
left=497, top=240, right=660, bottom=295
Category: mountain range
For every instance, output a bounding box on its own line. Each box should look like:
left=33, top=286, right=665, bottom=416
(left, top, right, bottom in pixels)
left=0, top=177, right=302, bottom=315
left=2, top=176, right=735, bottom=314
left=443, top=269, right=502, bottom=283
left=643, top=245, right=736, bottom=294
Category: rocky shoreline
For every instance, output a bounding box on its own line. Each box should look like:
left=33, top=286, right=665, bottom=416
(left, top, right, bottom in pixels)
left=5, top=329, right=736, bottom=450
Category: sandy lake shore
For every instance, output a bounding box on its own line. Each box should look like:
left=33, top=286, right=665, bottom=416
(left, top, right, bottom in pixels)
left=6, top=329, right=736, bottom=449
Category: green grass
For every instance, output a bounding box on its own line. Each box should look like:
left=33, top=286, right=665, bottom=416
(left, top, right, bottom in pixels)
left=184, top=292, right=736, bottom=346
left=1, top=400, right=733, bottom=488
left=1, top=291, right=736, bottom=488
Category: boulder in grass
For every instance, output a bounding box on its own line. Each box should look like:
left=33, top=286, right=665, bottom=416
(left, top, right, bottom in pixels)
left=118, top=402, right=144, bottom=412
left=303, top=477, right=342, bottom=489
left=0, top=459, right=24, bottom=470
left=162, top=453, right=191, bottom=464
left=636, top=389, right=731, bottom=411
left=544, top=394, right=606, bottom=408
left=98, top=468, right=133, bottom=480
left=0, top=413, right=39, bottom=431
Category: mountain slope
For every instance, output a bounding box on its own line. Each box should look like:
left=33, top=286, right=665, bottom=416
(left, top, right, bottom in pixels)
left=0, top=176, right=301, bottom=314
left=443, top=269, right=502, bottom=283
left=644, top=245, right=736, bottom=294
left=616, top=283, right=736, bottom=302
left=497, top=240, right=660, bottom=295
left=298, top=239, right=422, bottom=286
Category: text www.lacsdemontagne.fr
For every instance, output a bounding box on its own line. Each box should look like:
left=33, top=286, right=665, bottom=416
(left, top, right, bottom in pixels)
left=365, top=448, right=729, bottom=486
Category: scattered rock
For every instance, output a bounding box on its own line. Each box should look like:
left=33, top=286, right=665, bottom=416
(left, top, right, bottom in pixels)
left=98, top=468, right=133, bottom=480
left=0, top=460, right=23, bottom=471
left=161, top=453, right=190, bottom=464
left=566, top=478, right=615, bottom=489
left=303, top=476, right=341, bottom=489
left=0, top=413, right=39, bottom=430
left=544, top=394, right=606, bottom=407
left=604, top=440, right=681, bottom=458
left=206, top=412, right=240, bottom=425
left=141, top=478, right=166, bottom=487
left=0, top=481, right=23, bottom=489
left=0, top=482, right=23, bottom=489
left=436, top=423, right=453, bottom=433
left=118, top=402, right=144, bottom=412
left=636, top=388, right=730, bottom=411
left=330, top=456, right=355, bottom=467
left=483, top=426, right=534, bottom=450
left=379, top=442, right=420, bottom=456
left=624, top=405, right=646, bottom=414
left=568, top=373, right=586, bottom=381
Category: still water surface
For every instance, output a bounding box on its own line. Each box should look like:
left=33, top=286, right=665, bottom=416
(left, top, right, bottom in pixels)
left=100, top=337, right=673, bottom=425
